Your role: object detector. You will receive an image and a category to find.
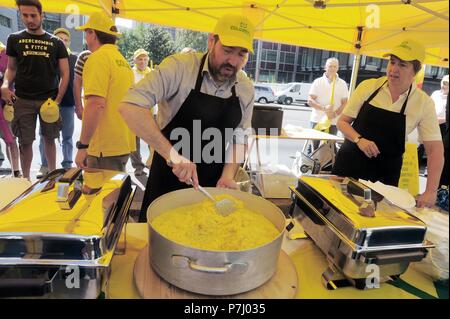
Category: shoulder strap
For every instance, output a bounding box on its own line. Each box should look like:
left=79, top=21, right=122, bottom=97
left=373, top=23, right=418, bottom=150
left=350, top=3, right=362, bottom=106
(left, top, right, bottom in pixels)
left=366, top=80, right=388, bottom=104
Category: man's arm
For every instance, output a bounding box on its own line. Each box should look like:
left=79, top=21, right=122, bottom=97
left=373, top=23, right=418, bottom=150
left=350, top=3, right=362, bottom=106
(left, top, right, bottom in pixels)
left=54, top=58, right=69, bottom=104
left=119, top=102, right=199, bottom=187
left=0, top=56, right=17, bottom=103
left=416, top=140, right=444, bottom=207
left=73, top=74, right=84, bottom=119
left=308, top=94, right=326, bottom=111
left=74, top=95, right=105, bottom=168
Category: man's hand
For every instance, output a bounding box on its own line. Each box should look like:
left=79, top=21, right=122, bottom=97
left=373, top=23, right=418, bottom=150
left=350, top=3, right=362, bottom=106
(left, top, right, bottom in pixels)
left=217, top=177, right=238, bottom=189
left=75, top=106, right=84, bottom=120
left=416, top=190, right=438, bottom=208
left=168, top=153, right=199, bottom=188
left=75, top=149, right=88, bottom=169
left=1, top=87, right=15, bottom=104
left=357, top=138, right=380, bottom=158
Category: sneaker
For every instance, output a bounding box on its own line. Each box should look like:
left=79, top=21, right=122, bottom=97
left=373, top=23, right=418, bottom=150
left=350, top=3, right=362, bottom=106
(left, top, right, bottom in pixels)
left=36, top=166, right=49, bottom=179
left=13, top=170, right=22, bottom=178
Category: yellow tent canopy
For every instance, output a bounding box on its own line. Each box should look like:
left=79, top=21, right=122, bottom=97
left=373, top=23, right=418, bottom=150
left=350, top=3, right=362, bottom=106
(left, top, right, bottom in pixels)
left=2, top=0, right=448, bottom=67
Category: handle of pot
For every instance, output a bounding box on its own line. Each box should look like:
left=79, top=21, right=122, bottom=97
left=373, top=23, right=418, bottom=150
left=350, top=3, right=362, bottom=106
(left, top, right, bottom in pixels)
left=0, top=269, right=57, bottom=298
left=172, top=255, right=247, bottom=274
left=189, top=261, right=232, bottom=274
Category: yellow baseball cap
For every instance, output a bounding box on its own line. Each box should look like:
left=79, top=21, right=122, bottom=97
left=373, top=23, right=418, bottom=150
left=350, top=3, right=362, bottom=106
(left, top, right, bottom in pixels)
left=0, top=41, right=6, bottom=52
left=3, top=103, right=14, bottom=122
left=40, top=98, right=60, bottom=123
left=53, top=27, right=71, bottom=38
left=76, top=11, right=122, bottom=38
left=133, top=48, right=149, bottom=60
left=383, top=39, right=425, bottom=63
left=213, top=14, right=255, bottom=53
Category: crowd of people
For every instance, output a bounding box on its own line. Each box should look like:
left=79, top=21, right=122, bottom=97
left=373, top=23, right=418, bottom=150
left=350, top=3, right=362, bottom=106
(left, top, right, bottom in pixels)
left=0, top=0, right=447, bottom=213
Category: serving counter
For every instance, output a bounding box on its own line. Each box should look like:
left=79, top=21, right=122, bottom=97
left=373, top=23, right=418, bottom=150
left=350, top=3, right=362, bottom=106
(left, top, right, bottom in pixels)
left=107, top=223, right=443, bottom=299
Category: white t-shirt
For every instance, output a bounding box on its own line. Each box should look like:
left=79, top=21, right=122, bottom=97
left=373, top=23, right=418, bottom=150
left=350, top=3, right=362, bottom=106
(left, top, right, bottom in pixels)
left=343, top=76, right=442, bottom=142
left=132, top=66, right=151, bottom=84
left=309, top=73, right=349, bottom=125
left=430, top=90, right=447, bottom=124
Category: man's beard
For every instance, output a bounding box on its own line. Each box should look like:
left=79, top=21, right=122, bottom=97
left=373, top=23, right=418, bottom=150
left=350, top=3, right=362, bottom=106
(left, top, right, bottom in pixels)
left=26, top=22, right=42, bottom=31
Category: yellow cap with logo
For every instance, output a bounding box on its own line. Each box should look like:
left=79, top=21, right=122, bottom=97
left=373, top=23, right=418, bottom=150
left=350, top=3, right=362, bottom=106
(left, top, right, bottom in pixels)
left=213, top=14, right=255, bottom=54
left=3, top=103, right=14, bottom=122
left=76, top=11, right=122, bottom=37
left=383, top=39, right=425, bottom=63
left=40, top=98, right=60, bottom=123
left=133, top=48, right=149, bottom=60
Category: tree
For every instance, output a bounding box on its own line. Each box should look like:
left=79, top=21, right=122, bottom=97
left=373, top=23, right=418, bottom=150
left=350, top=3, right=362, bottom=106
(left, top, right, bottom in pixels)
left=117, top=23, right=146, bottom=62
left=174, top=29, right=208, bottom=53
left=143, top=26, right=176, bottom=66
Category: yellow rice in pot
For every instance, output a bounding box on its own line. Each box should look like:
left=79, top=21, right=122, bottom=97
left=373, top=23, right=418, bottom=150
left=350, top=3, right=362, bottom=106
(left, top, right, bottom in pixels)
left=151, top=194, right=280, bottom=251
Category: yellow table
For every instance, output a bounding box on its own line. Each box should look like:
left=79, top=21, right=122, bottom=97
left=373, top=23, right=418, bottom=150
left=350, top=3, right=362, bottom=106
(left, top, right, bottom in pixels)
left=107, top=223, right=439, bottom=299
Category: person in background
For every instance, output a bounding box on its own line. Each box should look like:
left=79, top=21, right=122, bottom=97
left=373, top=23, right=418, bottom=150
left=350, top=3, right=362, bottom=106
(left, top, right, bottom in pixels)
left=0, top=41, right=20, bottom=177
left=73, top=49, right=91, bottom=120
left=37, top=27, right=78, bottom=176
left=1, top=0, right=69, bottom=180
left=332, top=39, right=444, bottom=208
left=119, top=14, right=255, bottom=222
left=180, top=47, right=196, bottom=54
left=74, top=11, right=135, bottom=171
left=308, top=57, right=348, bottom=150
left=431, top=75, right=448, bottom=139
left=130, top=48, right=151, bottom=176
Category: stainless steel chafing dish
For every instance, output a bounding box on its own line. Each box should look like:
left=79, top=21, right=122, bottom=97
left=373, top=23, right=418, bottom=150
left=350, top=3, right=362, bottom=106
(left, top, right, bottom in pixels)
left=289, top=175, right=433, bottom=289
left=0, top=168, right=135, bottom=298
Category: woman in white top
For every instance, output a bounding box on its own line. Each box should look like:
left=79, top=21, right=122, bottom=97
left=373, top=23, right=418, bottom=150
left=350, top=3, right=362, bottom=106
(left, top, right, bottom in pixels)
left=332, top=39, right=444, bottom=208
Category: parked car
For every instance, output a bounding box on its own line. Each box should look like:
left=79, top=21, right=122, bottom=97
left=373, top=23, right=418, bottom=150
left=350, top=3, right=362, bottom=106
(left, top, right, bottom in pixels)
left=275, top=82, right=312, bottom=105
left=255, top=85, right=276, bottom=104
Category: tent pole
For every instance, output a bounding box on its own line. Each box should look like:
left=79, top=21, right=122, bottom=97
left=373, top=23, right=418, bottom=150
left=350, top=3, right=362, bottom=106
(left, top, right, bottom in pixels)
left=349, top=54, right=361, bottom=94
left=349, top=27, right=363, bottom=94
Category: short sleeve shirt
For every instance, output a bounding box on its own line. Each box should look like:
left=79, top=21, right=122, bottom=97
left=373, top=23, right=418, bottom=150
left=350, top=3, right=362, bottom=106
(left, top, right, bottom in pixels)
left=74, top=50, right=91, bottom=77
left=309, top=73, right=349, bottom=125
left=83, top=44, right=135, bottom=157
left=6, top=30, right=68, bottom=100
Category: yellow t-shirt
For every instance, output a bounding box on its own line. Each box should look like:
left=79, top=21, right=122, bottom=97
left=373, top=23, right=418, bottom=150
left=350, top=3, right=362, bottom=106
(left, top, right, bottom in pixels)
left=83, top=44, right=136, bottom=157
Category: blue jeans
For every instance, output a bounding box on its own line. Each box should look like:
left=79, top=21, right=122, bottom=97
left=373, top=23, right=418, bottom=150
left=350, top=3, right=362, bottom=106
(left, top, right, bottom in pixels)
left=40, top=106, right=75, bottom=169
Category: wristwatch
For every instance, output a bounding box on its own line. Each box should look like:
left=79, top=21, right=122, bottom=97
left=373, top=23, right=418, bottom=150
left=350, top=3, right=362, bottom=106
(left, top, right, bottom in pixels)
left=353, top=135, right=362, bottom=144
left=76, top=141, right=89, bottom=149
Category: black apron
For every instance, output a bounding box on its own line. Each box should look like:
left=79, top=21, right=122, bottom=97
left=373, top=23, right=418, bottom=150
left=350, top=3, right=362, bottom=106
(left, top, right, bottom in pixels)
left=332, top=81, right=412, bottom=186
left=139, top=54, right=242, bottom=222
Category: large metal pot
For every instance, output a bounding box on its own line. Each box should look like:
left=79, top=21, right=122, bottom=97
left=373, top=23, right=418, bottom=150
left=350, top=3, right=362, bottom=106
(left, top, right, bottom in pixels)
left=147, top=188, right=286, bottom=296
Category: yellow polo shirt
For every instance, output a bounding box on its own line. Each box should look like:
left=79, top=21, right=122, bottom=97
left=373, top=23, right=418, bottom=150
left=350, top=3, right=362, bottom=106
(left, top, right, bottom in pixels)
left=83, top=44, right=136, bottom=157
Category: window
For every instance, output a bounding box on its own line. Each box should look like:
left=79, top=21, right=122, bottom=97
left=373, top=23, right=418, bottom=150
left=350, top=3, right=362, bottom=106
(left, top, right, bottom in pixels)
left=292, top=84, right=301, bottom=92
left=43, top=20, right=60, bottom=33
left=285, top=53, right=295, bottom=64
left=0, top=15, right=11, bottom=28
left=266, top=50, right=277, bottom=62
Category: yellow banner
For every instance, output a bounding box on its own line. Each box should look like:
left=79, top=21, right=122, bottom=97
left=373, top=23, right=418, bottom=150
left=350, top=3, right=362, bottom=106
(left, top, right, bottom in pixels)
left=398, top=143, right=420, bottom=196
